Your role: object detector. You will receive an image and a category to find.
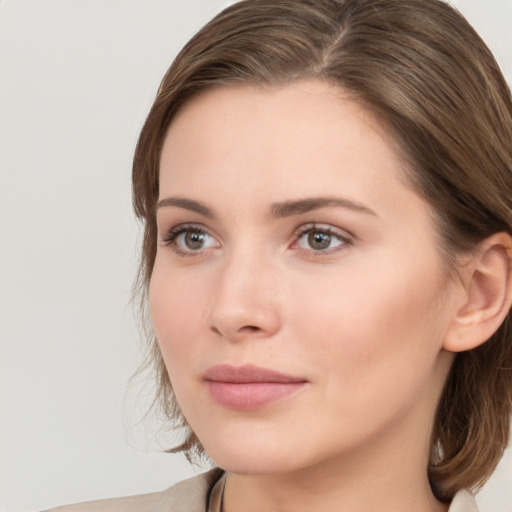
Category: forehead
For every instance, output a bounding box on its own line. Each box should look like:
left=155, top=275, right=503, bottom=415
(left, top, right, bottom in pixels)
left=158, top=80, right=423, bottom=218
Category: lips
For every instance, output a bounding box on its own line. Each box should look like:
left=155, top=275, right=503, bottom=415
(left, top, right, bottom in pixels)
left=203, top=364, right=308, bottom=410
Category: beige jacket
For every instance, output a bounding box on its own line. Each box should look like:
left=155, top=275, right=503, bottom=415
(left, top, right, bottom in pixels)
left=48, top=468, right=479, bottom=512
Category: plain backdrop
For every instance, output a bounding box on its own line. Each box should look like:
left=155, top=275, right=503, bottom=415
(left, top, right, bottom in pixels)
left=1, top=1, right=511, bottom=511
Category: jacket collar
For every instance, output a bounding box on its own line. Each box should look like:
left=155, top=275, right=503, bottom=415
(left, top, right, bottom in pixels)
left=155, top=469, right=479, bottom=512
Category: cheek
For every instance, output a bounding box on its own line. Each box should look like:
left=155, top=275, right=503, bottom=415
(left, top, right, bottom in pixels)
left=287, top=260, right=447, bottom=396
left=149, top=263, right=209, bottom=371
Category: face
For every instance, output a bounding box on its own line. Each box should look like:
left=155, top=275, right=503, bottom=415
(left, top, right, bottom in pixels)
left=150, top=81, right=459, bottom=476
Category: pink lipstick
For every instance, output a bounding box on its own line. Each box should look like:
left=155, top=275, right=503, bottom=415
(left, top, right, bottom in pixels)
left=203, top=364, right=307, bottom=410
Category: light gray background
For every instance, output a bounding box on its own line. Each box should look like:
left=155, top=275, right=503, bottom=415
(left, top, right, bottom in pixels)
left=1, top=1, right=511, bottom=511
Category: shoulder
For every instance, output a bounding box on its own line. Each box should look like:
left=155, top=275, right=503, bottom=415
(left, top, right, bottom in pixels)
left=448, top=489, right=479, bottom=512
left=46, top=468, right=224, bottom=512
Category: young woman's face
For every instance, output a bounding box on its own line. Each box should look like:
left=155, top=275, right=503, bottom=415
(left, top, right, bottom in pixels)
left=150, top=81, right=460, bottom=475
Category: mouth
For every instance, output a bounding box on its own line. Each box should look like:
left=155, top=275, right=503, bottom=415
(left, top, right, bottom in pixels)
left=203, top=364, right=308, bottom=410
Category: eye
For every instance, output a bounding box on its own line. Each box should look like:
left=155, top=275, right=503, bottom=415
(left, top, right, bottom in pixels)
left=162, top=224, right=220, bottom=255
left=293, top=224, right=351, bottom=254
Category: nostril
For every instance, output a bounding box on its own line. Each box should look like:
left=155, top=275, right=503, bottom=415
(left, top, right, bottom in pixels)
left=210, top=324, right=261, bottom=338
left=240, top=325, right=260, bottom=332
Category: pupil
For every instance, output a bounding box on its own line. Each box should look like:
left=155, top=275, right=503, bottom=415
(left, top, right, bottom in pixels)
left=185, top=232, right=204, bottom=249
left=308, top=232, right=331, bottom=250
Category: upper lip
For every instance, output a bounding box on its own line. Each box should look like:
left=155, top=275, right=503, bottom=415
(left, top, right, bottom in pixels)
left=203, top=364, right=307, bottom=383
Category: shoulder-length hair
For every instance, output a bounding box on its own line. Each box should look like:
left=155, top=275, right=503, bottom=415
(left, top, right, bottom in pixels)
left=132, top=0, right=512, bottom=501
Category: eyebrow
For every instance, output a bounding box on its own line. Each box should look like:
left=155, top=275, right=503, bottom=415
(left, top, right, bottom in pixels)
left=156, top=196, right=378, bottom=218
left=270, top=197, right=378, bottom=218
left=156, top=197, right=213, bottom=217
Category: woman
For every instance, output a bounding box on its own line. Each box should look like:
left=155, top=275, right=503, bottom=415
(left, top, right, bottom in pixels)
left=52, top=0, right=512, bottom=510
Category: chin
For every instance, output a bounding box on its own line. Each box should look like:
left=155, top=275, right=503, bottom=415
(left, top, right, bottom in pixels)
left=210, top=451, right=301, bottom=476
left=203, top=429, right=349, bottom=478
left=200, top=431, right=305, bottom=475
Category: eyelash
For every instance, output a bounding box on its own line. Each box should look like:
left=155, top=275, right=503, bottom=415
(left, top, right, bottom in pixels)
left=160, top=223, right=352, bottom=257
left=292, top=224, right=352, bottom=255
left=161, top=223, right=216, bottom=258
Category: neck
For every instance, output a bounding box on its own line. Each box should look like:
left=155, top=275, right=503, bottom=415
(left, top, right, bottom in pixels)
left=222, top=416, right=448, bottom=512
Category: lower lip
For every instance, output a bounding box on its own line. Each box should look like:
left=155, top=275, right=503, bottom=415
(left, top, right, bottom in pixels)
left=206, top=381, right=307, bottom=410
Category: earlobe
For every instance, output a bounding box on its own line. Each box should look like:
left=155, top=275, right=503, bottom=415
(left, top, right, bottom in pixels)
left=443, top=232, right=512, bottom=353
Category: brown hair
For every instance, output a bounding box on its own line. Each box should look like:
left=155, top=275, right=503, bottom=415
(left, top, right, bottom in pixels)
left=132, top=0, right=512, bottom=501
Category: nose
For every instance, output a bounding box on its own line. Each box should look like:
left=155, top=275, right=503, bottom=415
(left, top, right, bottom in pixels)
left=207, top=250, right=281, bottom=342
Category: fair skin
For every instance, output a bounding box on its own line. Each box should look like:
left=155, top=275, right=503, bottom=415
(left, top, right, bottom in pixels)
left=150, top=80, right=510, bottom=512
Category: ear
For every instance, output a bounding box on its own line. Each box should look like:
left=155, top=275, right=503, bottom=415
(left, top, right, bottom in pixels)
left=443, top=232, right=512, bottom=353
